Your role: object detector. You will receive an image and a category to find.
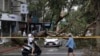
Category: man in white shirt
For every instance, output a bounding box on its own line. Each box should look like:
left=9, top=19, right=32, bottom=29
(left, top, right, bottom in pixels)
left=27, top=33, right=34, bottom=55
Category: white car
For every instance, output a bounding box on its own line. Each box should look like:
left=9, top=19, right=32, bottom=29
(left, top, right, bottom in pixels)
left=44, top=37, right=62, bottom=47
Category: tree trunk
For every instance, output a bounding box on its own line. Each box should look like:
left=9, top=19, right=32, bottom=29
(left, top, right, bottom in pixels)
left=95, top=0, right=100, bottom=48
left=55, top=0, right=74, bottom=26
left=96, top=16, right=100, bottom=48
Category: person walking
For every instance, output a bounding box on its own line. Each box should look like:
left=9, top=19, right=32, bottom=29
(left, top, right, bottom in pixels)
left=66, top=33, right=76, bottom=56
left=23, top=30, right=26, bottom=37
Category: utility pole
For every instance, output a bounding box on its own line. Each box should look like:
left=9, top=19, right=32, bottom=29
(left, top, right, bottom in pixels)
left=1, top=0, right=5, bottom=37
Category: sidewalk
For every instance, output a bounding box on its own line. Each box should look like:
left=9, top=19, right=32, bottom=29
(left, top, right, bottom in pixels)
left=0, top=45, right=21, bottom=54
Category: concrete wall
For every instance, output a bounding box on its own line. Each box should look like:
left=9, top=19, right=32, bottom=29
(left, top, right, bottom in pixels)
left=0, top=0, right=12, bottom=12
left=0, top=0, right=3, bottom=11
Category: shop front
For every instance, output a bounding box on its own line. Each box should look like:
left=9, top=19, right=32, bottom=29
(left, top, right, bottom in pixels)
left=0, top=13, right=21, bottom=36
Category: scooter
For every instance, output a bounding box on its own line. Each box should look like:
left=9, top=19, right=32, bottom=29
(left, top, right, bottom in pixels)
left=33, top=41, right=42, bottom=56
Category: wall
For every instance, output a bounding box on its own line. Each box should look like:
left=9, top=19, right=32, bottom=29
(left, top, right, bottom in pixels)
left=0, top=0, right=3, bottom=11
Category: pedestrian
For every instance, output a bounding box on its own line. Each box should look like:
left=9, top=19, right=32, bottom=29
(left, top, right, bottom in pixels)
left=21, top=39, right=32, bottom=56
left=27, top=33, right=35, bottom=56
left=66, top=33, right=76, bottom=56
left=23, top=30, right=26, bottom=37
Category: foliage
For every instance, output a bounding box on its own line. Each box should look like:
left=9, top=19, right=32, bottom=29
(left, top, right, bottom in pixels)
left=28, top=0, right=100, bottom=36
left=11, top=38, right=25, bottom=46
left=28, top=0, right=47, bottom=18
left=75, top=38, right=96, bottom=49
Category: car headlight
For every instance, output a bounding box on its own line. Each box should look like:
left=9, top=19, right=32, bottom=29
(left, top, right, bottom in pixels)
left=55, top=40, right=59, bottom=44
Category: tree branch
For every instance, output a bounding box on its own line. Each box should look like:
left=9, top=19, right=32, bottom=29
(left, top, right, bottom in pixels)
left=55, top=0, right=75, bottom=25
left=82, top=20, right=96, bottom=36
left=57, top=23, right=73, bottom=35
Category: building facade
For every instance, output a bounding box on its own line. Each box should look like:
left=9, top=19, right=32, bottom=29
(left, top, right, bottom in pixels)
left=0, top=0, right=42, bottom=37
left=0, top=0, right=28, bottom=37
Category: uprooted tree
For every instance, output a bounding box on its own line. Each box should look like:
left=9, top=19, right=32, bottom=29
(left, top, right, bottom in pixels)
left=28, top=0, right=100, bottom=37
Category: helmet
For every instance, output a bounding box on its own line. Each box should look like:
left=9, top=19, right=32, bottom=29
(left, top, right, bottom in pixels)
left=68, top=33, right=72, bottom=37
left=28, top=34, right=32, bottom=37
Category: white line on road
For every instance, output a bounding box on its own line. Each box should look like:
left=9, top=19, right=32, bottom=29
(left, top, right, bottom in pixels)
left=42, top=52, right=83, bottom=54
left=48, top=49, right=58, bottom=52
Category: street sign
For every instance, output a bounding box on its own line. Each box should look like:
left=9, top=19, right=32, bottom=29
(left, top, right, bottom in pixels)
left=20, top=4, right=28, bottom=14
left=44, top=23, right=51, bottom=28
left=32, top=16, right=39, bottom=23
left=1, top=13, right=21, bottom=21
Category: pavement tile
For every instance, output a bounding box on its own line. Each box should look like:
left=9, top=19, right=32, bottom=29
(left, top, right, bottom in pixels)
left=0, top=46, right=20, bottom=54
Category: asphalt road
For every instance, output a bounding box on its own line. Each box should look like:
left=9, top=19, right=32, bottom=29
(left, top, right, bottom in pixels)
left=41, top=47, right=83, bottom=56
left=1, top=47, right=83, bottom=56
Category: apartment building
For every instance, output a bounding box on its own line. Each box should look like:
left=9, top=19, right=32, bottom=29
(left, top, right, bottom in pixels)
left=0, top=0, right=29, bottom=44
left=0, top=0, right=28, bottom=36
left=0, top=0, right=42, bottom=36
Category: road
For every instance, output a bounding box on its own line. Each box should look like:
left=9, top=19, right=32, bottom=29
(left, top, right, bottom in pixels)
left=1, top=47, right=83, bottom=56
left=41, top=47, right=83, bottom=56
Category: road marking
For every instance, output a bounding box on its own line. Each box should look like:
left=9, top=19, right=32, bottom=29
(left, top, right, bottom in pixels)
left=42, top=52, right=83, bottom=54
left=48, top=49, right=58, bottom=52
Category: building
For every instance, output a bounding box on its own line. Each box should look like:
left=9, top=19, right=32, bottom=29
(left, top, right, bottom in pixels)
left=0, top=0, right=29, bottom=44
left=0, top=0, right=43, bottom=37
left=0, top=0, right=28, bottom=37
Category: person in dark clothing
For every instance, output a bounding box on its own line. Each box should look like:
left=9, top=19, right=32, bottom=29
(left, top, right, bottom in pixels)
left=22, top=39, right=32, bottom=56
